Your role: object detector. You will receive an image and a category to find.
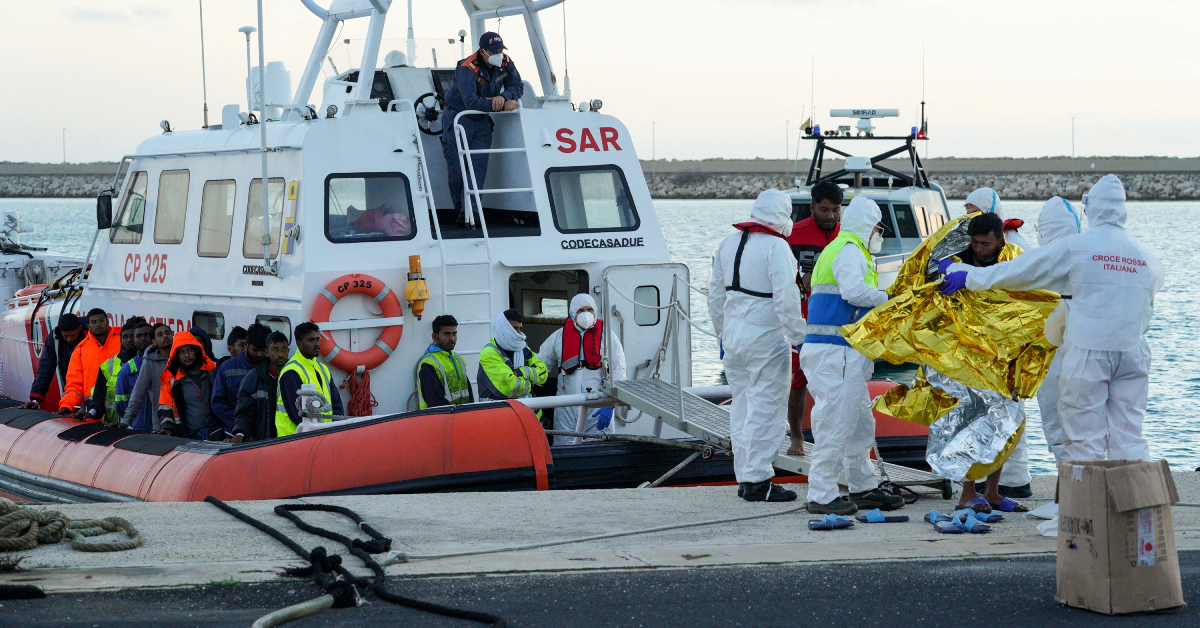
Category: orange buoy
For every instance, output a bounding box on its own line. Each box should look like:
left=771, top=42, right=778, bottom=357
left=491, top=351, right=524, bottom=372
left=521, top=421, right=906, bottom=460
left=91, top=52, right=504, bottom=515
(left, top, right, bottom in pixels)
left=310, top=273, right=403, bottom=372
left=13, top=284, right=46, bottom=298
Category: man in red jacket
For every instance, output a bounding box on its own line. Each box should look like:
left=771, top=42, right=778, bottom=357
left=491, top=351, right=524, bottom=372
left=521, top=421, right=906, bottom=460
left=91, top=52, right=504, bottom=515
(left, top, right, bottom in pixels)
left=784, top=180, right=842, bottom=455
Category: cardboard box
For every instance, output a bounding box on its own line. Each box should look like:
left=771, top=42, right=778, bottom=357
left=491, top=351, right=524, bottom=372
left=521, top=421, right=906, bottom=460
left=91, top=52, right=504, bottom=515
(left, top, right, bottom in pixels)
left=1056, top=459, right=1185, bottom=615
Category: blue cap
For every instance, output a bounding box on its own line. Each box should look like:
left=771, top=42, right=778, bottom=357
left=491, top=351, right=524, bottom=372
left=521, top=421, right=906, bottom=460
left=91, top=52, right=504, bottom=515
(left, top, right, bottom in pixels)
left=479, top=32, right=506, bottom=53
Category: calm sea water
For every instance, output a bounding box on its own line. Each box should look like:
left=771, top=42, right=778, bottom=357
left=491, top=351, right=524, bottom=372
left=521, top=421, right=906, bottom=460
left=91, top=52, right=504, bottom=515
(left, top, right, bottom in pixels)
left=3, top=197, right=1196, bottom=474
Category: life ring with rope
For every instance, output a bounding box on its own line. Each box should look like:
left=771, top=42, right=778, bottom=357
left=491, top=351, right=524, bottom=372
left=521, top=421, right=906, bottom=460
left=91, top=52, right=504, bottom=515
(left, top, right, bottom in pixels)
left=309, top=273, right=403, bottom=373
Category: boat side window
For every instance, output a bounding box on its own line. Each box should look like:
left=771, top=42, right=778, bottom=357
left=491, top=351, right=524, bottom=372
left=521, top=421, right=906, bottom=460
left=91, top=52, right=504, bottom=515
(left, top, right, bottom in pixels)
left=198, top=180, right=237, bottom=258
left=892, top=203, right=921, bottom=238
left=634, top=286, right=660, bottom=326
left=154, top=170, right=190, bottom=244
left=243, top=178, right=286, bottom=258
left=546, top=166, right=639, bottom=233
left=791, top=202, right=811, bottom=222
left=876, top=203, right=897, bottom=239
left=912, top=205, right=928, bottom=237
left=929, top=212, right=945, bottom=231
left=325, top=173, right=417, bottom=243
left=256, top=315, right=291, bottom=343
left=110, top=171, right=148, bottom=244
left=192, top=311, right=225, bottom=340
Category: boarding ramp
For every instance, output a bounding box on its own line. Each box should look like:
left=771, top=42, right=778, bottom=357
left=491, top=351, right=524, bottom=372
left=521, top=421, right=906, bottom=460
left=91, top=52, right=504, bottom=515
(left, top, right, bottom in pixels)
left=611, top=378, right=950, bottom=498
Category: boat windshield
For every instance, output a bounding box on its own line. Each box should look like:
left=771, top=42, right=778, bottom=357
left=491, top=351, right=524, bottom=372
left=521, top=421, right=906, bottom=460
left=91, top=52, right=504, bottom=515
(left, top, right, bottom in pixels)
left=546, top=166, right=639, bottom=233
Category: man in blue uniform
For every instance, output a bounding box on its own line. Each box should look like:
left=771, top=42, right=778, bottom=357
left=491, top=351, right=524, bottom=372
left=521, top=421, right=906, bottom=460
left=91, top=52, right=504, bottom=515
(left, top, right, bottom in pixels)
left=440, top=31, right=524, bottom=226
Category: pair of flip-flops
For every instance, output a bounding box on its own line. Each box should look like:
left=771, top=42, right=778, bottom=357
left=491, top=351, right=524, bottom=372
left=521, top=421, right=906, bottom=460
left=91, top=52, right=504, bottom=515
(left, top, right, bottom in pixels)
left=808, top=514, right=855, bottom=530
left=924, top=509, right=994, bottom=534
left=855, top=508, right=909, bottom=524
left=963, top=496, right=1028, bottom=513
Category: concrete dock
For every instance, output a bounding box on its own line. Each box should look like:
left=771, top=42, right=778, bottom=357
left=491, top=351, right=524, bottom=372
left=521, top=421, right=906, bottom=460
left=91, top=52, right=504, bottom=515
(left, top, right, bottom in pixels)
left=2, top=471, right=1199, bottom=594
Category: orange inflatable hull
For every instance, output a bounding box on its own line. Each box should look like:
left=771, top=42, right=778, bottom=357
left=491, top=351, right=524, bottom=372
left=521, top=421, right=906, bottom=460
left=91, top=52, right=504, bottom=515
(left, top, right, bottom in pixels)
left=0, top=401, right=551, bottom=502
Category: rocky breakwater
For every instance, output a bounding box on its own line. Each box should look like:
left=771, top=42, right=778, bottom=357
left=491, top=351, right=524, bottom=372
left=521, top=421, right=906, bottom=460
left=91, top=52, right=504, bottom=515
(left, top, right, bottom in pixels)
left=647, top=172, right=1200, bottom=200
left=0, top=175, right=110, bottom=198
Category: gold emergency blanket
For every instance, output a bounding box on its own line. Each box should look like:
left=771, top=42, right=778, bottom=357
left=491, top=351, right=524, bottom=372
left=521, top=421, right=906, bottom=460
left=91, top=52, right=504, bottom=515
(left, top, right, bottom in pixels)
left=841, top=214, right=1059, bottom=481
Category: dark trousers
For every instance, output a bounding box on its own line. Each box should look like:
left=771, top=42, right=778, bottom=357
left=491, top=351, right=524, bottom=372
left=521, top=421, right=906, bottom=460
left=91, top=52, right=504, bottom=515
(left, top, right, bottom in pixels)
left=441, top=111, right=492, bottom=213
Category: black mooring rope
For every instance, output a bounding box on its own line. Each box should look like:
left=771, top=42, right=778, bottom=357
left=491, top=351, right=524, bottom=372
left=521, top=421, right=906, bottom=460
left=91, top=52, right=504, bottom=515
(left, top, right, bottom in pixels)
left=204, top=496, right=506, bottom=626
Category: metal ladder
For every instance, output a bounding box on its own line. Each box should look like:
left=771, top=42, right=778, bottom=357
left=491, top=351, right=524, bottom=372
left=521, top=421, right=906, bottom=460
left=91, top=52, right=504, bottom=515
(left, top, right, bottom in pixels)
left=611, top=377, right=950, bottom=496
left=402, top=106, right=492, bottom=390
left=451, top=109, right=533, bottom=230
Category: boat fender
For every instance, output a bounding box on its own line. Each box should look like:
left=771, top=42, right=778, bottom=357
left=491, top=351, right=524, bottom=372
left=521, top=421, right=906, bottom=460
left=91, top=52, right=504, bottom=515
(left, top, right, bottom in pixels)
left=310, top=273, right=404, bottom=372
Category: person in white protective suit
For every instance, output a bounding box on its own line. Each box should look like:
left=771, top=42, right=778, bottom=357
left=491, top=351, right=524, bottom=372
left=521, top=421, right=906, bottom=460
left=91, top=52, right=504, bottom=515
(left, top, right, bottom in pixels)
left=1033, top=196, right=1083, bottom=464
left=942, top=175, right=1163, bottom=461
left=707, top=189, right=807, bottom=502
left=965, top=187, right=1032, bottom=251
left=539, top=294, right=627, bottom=446
left=799, top=196, right=906, bottom=515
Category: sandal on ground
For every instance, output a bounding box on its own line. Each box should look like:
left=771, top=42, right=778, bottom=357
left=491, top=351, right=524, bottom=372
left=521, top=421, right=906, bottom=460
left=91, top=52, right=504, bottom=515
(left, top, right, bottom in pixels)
left=960, top=513, right=991, bottom=534
left=933, top=520, right=964, bottom=534
left=923, top=509, right=953, bottom=524
left=856, top=508, right=910, bottom=523
left=958, top=496, right=992, bottom=513
left=808, top=514, right=855, bottom=530
left=988, top=497, right=1028, bottom=513
left=951, top=508, right=1004, bottom=523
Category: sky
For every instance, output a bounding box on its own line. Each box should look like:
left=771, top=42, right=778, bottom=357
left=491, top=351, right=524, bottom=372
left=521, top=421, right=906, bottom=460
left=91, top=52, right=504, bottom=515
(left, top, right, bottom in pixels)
left=2, top=0, right=1197, bottom=163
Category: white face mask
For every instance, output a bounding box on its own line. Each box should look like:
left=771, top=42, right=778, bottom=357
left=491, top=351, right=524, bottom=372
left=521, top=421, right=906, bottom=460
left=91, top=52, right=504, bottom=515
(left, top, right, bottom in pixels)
left=867, top=232, right=882, bottom=254
left=575, top=311, right=596, bottom=330
left=487, top=53, right=504, bottom=67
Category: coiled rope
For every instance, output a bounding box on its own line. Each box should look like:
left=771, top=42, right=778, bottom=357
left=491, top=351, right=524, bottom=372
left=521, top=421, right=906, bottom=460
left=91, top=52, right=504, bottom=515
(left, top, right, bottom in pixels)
left=0, top=498, right=142, bottom=552
left=204, top=497, right=506, bottom=627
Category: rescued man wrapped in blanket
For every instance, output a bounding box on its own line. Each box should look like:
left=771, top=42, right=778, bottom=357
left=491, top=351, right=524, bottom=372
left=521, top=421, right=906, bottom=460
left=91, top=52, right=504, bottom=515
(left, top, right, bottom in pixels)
left=840, top=213, right=1059, bottom=482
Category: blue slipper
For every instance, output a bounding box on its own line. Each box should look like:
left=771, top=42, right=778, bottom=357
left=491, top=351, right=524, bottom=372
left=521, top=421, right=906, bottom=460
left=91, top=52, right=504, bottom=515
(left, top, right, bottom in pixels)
left=961, top=514, right=991, bottom=534
left=968, top=510, right=1004, bottom=523
left=808, top=514, right=855, bottom=530
left=856, top=508, right=910, bottom=523
left=933, top=520, right=964, bottom=534
left=923, top=510, right=952, bottom=524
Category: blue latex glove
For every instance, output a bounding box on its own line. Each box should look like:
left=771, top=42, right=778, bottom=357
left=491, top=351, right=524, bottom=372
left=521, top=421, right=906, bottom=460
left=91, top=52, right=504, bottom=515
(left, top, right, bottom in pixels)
left=936, top=258, right=956, bottom=276
left=940, top=271, right=968, bottom=295
left=592, top=407, right=614, bottom=431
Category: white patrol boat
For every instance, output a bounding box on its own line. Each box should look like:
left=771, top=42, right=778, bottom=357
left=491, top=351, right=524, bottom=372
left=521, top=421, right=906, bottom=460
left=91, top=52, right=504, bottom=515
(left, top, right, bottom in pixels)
left=788, top=108, right=952, bottom=288
left=0, top=2, right=950, bottom=502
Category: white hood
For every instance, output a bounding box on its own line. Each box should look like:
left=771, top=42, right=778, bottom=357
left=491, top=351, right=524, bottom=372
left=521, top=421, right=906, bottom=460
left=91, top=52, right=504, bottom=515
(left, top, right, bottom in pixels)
left=570, top=293, right=596, bottom=317
left=841, top=196, right=881, bottom=241
left=1037, top=196, right=1081, bottom=246
left=1083, top=174, right=1127, bottom=228
left=749, top=189, right=794, bottom=237
left=965, top=187, right=1004, bottom=219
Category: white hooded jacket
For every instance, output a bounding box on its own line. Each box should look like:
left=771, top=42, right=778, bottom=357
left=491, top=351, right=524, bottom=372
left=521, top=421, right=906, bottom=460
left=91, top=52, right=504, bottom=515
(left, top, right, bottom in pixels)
left=830, top=196, right=890, bottom=310
left=965, top=175, right=1164, bottom=351
left=707, top=189, right=807, bottom=347
left=1037, top=196, right=1082, bottom=346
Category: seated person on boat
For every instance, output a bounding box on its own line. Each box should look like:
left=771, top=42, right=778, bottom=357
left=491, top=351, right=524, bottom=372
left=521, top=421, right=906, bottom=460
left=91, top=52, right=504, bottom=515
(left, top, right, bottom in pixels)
left=156, top=330, right=222, bottom=440
left=120, top=323, right=174, bottom=433
left=417, top=315, right=474, bottom=410
left=58, top=308, right=120, bottom=416
left=211, top=324, right=271, bottom=437
left=231, top=331, right=291, bottom=443
left=478, top=310, right=546, bottom=415
left=275, top=322, right=343, bottom=437
left=20, top=312, right=84, bottom=410
left=86, top=317, right=145, bottom=425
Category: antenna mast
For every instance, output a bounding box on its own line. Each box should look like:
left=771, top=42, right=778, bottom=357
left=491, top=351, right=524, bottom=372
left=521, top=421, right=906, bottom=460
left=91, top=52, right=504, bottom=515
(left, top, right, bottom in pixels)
left=809, top=54, right=815, bottom=134
left=199, top=0, right=209, bottom=128
left=561, top=2, right=570, bottom=99
left=406, top=0, right=417, bottom=67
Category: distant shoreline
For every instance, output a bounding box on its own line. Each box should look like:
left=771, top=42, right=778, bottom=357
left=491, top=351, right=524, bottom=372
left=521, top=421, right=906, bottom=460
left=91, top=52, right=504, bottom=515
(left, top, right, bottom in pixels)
left=3, top=159, right=1199, bottom=200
